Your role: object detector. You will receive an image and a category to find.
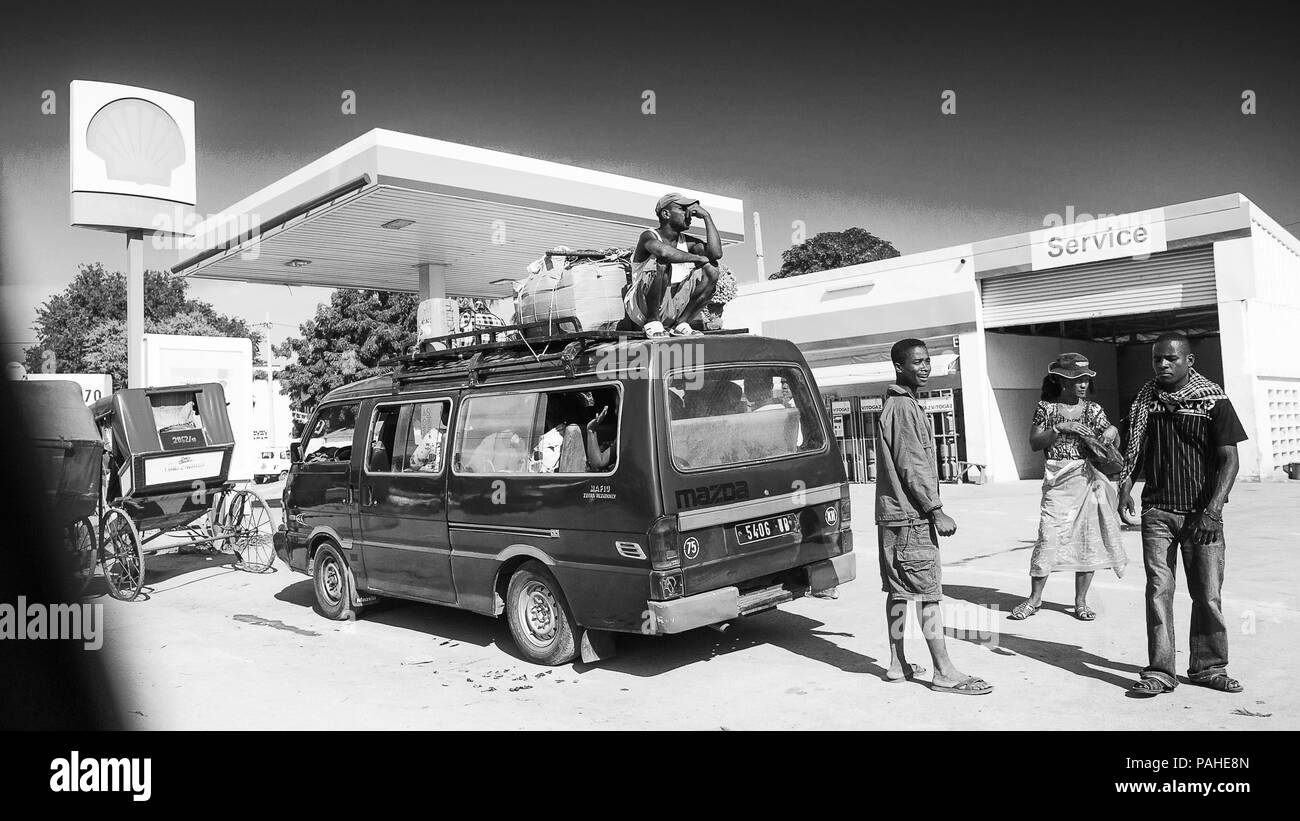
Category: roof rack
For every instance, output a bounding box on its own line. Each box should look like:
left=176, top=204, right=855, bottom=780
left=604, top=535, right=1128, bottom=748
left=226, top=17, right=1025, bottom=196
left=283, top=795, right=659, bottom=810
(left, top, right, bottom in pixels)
left=387, top=322, right=747, bottom=389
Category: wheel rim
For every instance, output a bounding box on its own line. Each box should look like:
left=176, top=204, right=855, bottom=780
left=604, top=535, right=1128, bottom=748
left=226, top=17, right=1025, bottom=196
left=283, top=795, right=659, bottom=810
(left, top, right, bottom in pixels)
left=318, top=554, right=342, bottom=605
left=225, top=490, right=276, bottom=572
left=516, top=580, right=559, bottom=648
left=100, top=510, right=143, bottom=601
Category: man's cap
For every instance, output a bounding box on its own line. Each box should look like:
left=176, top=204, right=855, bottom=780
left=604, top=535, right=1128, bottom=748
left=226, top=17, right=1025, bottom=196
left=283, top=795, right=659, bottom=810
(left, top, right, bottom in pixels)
left=1048, top=352, right=1097, bottom=379
left=655, top=192, right=699, bottom=215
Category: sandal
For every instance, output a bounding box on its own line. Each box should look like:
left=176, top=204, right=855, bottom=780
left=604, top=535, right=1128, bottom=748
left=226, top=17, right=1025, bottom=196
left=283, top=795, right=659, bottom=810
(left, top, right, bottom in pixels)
left=1128, top=677, right=1173, bottom=698
left=1074, top=604, right=1096, bottom=621
left=1191, top=674, right=1243, bottom=693
left=1008, top=601, right=1040, bottom=620
left=931, top=676, right=993, bottom=696
left=884, top=663, right=928, bottom=683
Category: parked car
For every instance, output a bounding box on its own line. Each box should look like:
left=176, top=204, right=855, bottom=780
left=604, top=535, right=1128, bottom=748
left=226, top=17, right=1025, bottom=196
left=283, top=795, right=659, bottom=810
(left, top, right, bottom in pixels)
left=275, top=327, right=855, bottom=665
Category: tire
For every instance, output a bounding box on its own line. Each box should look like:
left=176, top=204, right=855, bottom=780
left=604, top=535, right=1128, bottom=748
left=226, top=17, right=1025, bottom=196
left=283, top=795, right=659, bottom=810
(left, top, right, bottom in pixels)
left=505, top=561, right=577, bottom=666
left=217, top=489, right=277, bottom=572
left=278, top=471, right=288, bottom=482
left=313, top=542, right=359, bottom=620
left=100, top=507, right=144, bottom=602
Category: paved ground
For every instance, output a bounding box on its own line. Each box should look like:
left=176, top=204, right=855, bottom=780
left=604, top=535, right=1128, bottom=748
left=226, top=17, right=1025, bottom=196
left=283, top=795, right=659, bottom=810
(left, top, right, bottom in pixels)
left=92, top=478, right=1298, bottom=730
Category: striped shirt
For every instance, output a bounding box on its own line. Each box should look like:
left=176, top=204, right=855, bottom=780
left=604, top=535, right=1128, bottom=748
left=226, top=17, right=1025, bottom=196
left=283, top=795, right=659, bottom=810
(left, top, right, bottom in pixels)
left=1135, top=396, right=1247, bottom=512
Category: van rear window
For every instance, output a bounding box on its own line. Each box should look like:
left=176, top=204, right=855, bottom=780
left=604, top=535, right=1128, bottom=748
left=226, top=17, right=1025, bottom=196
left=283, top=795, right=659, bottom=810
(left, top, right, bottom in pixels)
left=666, top=366, right=825, bottom=471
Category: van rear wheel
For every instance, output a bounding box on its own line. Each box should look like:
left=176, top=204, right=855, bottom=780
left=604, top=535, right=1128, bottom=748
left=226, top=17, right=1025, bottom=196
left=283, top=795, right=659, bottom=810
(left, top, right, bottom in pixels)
left=313, top=542, right=359, bottom=621
left=506, top=562, right=577, bottom=666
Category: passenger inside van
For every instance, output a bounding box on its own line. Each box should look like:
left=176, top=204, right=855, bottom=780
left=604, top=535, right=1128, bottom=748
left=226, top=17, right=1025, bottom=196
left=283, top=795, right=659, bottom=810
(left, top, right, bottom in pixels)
left=405, top=403, right=448, bottom=472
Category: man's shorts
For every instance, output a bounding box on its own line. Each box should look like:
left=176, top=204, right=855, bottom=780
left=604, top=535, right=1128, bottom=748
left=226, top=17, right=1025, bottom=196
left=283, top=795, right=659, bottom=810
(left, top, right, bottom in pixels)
left=623, top=263, right=709, bottom=328
left=878, top=521, right=943, bottom=602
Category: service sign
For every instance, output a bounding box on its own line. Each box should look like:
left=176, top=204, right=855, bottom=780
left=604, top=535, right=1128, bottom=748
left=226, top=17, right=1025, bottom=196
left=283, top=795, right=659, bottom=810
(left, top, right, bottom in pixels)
left=69, top=80, right=196, bottom=234
left=921, top=395, right=955, bottom=413
left=143, top=451, right=223, bottom=486
left=21, top=373, right=112, bottom=406
left=1030, top=209, right=1167, bottom=271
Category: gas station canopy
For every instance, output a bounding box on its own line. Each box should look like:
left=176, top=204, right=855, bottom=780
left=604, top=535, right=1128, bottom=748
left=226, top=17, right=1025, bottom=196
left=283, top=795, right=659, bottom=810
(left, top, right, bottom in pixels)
left=172, top=129, right=745, bottom=298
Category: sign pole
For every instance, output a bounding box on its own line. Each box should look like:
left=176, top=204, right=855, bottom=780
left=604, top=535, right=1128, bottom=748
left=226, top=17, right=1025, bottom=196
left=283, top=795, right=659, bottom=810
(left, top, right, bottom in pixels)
left=127, top=229, right=144, bottom=388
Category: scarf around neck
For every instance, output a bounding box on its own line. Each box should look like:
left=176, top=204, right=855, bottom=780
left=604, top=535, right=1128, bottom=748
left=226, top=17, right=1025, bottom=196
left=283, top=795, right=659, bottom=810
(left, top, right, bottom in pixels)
left=1121, top=368, right=1226, bottom=483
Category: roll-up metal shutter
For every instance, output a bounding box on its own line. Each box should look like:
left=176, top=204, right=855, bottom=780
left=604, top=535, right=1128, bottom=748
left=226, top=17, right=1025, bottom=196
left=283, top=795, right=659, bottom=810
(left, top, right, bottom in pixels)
left=980, top=246, right=1216, bottom=327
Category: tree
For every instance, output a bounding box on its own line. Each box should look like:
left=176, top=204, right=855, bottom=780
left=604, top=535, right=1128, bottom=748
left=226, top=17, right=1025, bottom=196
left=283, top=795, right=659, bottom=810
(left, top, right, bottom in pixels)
left=24, top=263, right=264, bottom=388
left=769, top=227, right=901, bottom=279
left=273, top=289, right=419, bottom=415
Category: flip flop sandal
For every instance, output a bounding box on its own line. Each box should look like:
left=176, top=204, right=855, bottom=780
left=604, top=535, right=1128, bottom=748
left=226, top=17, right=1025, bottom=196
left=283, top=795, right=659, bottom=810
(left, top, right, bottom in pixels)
left=1008, top=601, right=1040, bottom=620
left=884, top=663, right=929, bottom=683
left=1191, top=674, right=1243, bottom=693
left=1128, top=677, right=1173, bottom=698
left=931, top=676, right=993, bottom=696
left=1074, top=605, right=1097, bottom=621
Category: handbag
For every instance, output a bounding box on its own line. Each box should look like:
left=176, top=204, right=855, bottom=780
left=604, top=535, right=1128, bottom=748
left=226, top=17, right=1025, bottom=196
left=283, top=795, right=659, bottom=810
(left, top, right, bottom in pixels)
left=1078, top=433, right=1124, bottom=478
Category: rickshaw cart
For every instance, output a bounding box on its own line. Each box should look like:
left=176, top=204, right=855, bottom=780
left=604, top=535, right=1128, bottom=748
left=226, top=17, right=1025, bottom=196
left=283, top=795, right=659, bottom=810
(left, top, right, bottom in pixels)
left=93, top=382, right=276, bottom=601
left=14, top=379, right=102, bottom=596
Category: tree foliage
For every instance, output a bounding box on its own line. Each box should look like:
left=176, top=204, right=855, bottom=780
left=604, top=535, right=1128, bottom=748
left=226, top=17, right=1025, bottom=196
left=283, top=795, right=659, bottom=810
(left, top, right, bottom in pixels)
left=769, top=227, right=900, bottom=279
left=23, top=263, right=263, bottom=389
left=273, top=289, right=419, bottom=415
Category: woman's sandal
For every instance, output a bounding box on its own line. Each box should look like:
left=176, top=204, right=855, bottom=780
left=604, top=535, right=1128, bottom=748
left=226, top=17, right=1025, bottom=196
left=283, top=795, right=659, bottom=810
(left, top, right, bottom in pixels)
left=1008, top=601, right=1040, bottom=620
left=1128, top=677, right=1173, bottom=698
left=1074, top=604, right=1097, bottom=621
left=1191, top=674, right=1243, bottom=693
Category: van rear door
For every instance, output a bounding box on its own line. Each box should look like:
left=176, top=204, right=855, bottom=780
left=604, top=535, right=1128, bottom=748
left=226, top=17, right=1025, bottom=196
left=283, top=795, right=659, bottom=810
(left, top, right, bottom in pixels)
left=657, top=362, right=851, bottom=599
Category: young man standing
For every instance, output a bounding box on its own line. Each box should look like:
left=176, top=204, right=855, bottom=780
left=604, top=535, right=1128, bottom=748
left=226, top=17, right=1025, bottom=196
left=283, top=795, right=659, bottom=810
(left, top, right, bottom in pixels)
left=622, top=193, right=722, bottom=337
left=1120, top=333, right=1248, bottom=697
left=876, top=338, right=992, bottom=695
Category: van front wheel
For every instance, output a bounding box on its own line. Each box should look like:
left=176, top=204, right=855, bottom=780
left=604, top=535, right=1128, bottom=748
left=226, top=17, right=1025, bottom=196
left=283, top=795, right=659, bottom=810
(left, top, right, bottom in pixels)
left=313, top=542, right=359, bottom=621
left=506, top=562, right=577, bottom=666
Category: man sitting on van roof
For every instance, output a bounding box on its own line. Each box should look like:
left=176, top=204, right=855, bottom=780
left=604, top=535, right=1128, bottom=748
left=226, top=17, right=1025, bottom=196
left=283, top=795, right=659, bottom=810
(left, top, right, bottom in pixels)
left=622, top=193, right=723, bottom=338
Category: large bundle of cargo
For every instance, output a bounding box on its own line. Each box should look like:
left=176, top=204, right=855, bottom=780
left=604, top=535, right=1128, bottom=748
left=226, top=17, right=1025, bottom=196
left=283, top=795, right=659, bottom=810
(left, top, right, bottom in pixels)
left=513, top=248, right=631, bottom=336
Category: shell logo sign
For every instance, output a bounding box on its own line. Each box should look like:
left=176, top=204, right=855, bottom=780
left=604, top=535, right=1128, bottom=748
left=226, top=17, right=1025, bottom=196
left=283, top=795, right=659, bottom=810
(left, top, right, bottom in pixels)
left=69, top=80, right=196, bottom=235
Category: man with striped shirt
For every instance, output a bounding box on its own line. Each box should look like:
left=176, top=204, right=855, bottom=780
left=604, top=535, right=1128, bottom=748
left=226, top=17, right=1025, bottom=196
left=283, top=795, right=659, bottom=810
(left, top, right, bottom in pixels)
left=1119, top=333, right=1247, bottom=697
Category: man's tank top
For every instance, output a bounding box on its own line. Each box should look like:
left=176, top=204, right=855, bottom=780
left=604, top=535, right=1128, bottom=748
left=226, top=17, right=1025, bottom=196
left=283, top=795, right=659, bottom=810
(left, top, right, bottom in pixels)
left=631, top=229, right=693, bottom=284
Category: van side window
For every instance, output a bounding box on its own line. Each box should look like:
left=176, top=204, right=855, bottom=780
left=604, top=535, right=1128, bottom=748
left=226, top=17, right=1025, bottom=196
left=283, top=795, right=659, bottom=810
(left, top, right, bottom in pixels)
left=455, top=393, right=538, bottom=474
left=533, top=387, right=619, bottom=473
left=454, top=387, right=620, bottom=475
left=365, top=406, right=402, bottom=473
left=398, top=401, right=450, bottom=473
left=302, top=403, right=359, bottom=464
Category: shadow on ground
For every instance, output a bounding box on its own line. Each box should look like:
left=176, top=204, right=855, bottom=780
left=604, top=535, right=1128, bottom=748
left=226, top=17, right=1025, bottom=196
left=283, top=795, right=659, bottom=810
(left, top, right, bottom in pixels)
left=274, top=579, right=883, bottom=676
left=943, top=584, right=1143, bottom=690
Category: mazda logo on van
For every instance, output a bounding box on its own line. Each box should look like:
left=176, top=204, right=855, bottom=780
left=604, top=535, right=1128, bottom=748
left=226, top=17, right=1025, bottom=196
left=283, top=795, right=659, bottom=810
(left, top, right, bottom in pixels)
left=674, top=481, right=750, bottom=510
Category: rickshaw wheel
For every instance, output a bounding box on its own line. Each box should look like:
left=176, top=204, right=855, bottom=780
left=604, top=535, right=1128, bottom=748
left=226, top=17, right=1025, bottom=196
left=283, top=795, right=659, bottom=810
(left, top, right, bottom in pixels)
left=66, top=517, right=97, bottom=598
left=218, top=489, right=277, bottom=573
left=100, top=508, right=144, bottom=602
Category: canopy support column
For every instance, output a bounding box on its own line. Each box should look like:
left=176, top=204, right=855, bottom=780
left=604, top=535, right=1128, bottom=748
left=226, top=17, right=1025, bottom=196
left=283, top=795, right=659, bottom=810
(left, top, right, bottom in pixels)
left=418, top=263, right=448, bottom=300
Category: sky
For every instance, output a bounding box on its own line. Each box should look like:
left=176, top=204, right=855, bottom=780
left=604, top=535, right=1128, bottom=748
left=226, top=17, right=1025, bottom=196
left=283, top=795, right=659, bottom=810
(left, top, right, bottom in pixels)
left=3, top=0, right=1299, bottom=364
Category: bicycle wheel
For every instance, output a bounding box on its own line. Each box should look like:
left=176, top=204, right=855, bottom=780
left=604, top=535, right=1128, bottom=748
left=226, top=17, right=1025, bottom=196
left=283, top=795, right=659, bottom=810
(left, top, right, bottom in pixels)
left=100, top=507, right=144, bottom=601
left=220, top=489, right=277, bottom=573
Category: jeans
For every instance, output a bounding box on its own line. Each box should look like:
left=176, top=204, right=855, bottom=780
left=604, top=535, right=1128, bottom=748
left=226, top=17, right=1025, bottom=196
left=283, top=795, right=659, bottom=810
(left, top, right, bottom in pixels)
left=1141, top=507, right=1228, bottom=688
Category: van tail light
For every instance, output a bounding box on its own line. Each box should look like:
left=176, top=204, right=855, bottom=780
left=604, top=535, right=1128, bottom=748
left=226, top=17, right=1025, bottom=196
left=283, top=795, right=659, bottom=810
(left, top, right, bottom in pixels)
left=839, top=484, right=852, bottom=528
left=647, top=514, right=681, bottom=570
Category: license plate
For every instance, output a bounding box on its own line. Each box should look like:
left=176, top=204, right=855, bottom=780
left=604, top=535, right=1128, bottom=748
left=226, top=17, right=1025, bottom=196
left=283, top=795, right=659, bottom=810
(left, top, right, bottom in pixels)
left=735, top=513, right=798, bottom=545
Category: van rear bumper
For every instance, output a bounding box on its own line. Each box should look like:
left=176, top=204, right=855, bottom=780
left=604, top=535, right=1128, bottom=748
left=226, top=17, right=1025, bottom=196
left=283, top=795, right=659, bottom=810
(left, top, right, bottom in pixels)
left=646, top=552, right=856, bottom=635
